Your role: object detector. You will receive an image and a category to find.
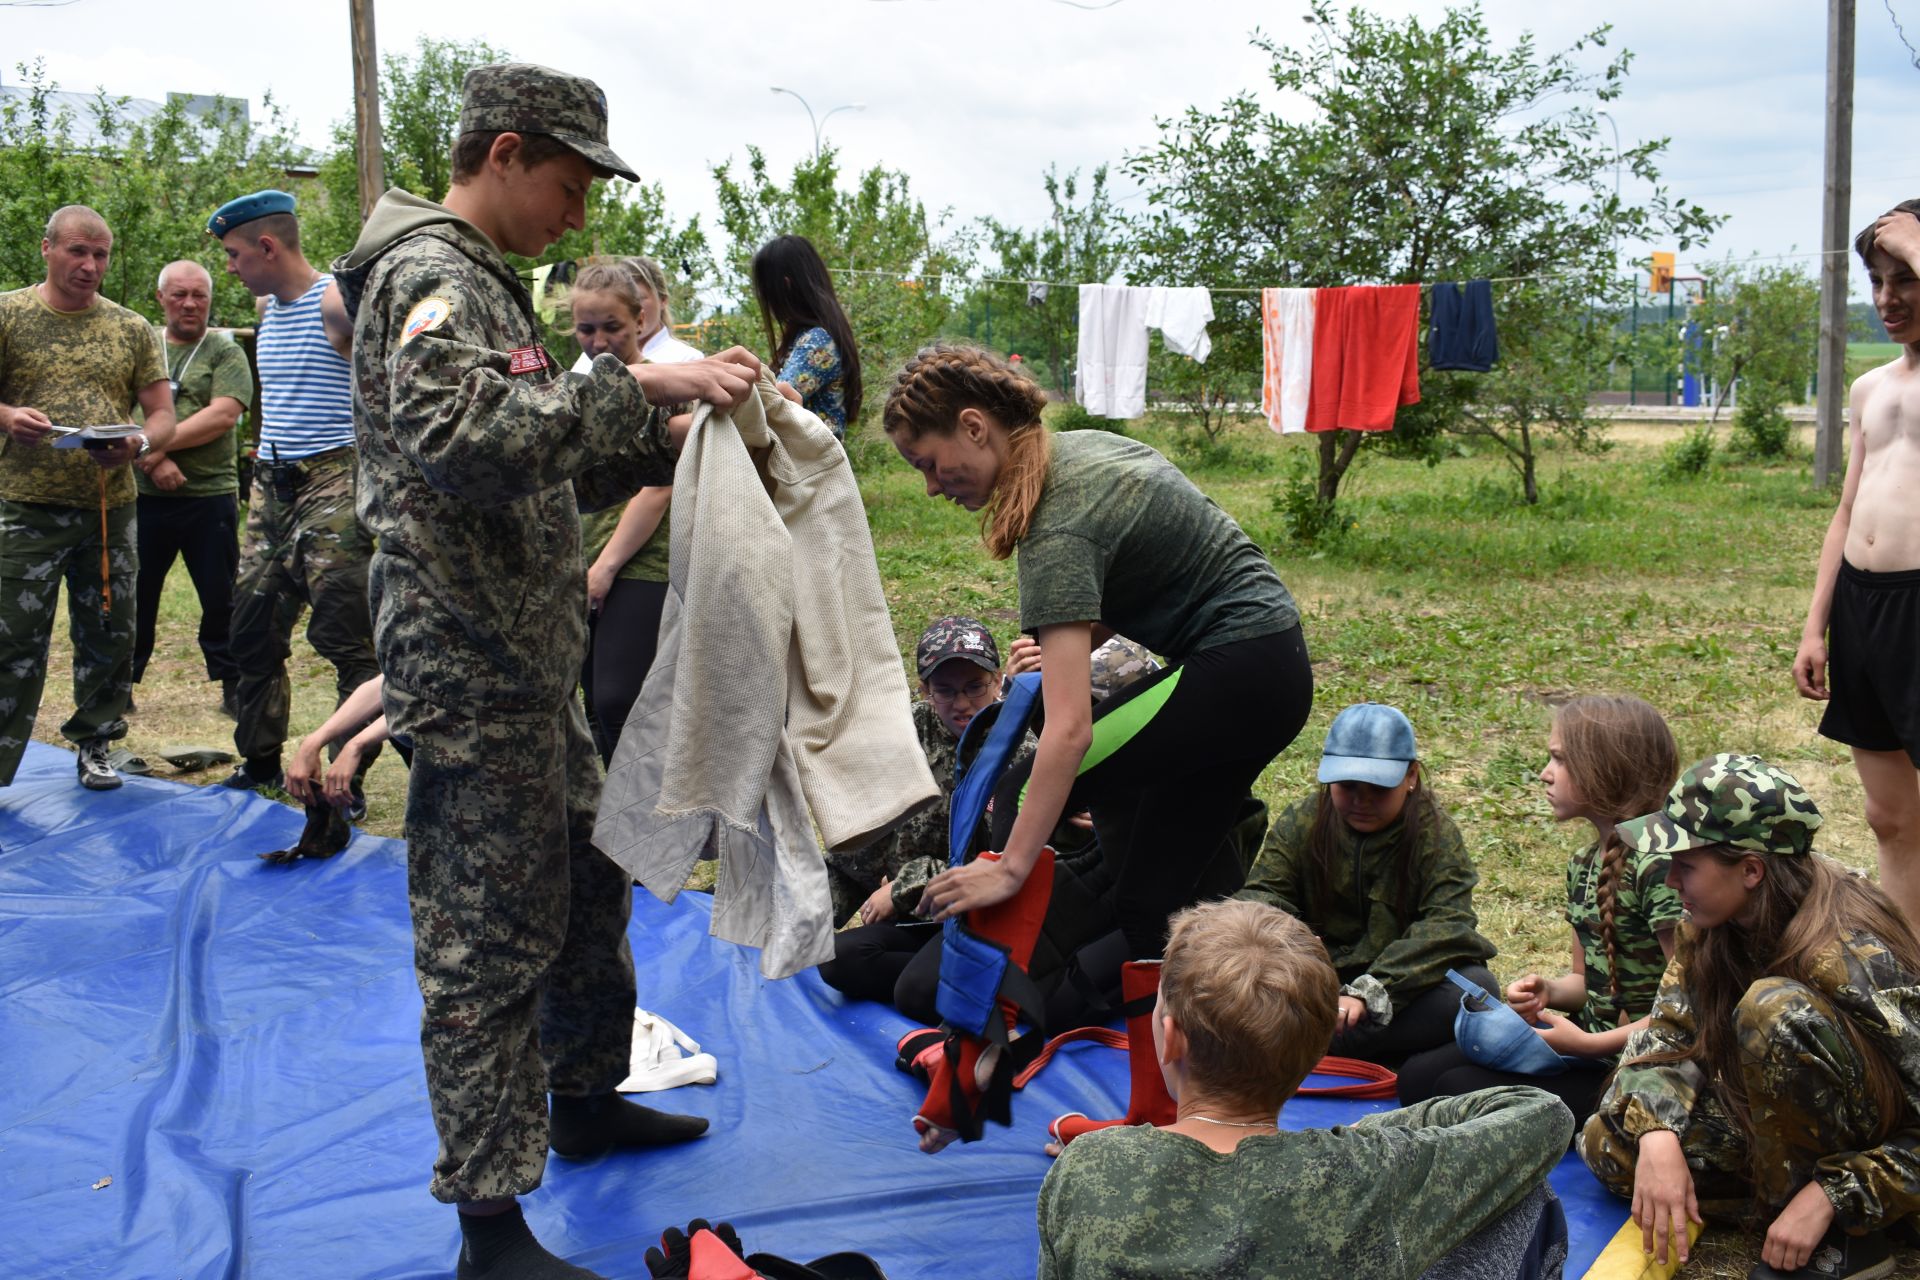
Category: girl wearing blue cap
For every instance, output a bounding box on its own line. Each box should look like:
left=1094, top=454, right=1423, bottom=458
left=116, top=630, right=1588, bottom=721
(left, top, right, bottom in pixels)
left=1238, top=702, right=1498, bottom=1064
left=1399, top=695, right=1682, bottom=1118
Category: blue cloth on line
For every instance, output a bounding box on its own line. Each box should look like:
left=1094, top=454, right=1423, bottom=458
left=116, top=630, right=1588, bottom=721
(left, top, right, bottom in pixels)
left=1429, top=279, right=1500, bottom=372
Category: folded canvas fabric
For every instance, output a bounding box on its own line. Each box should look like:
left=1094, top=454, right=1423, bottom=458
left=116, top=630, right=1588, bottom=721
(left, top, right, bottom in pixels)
left=595, top=374, right=938, bottom=979
left=1259, top=287, right=1316, bottom=435
left=1305, top=284, right=1422, bottom=432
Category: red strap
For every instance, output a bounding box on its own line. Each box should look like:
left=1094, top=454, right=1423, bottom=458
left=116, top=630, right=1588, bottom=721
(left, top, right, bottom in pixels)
left=1011, top=1025, right=1397, bottom=1099
left=98, top=470, right=111, bottom=617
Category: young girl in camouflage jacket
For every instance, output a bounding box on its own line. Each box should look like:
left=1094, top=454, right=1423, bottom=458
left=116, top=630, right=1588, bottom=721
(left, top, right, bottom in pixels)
left=1579, top=753, right=1920, bottom=1280
left=1399, top=695, right=1683, bottom=1117
left=1237, top=702, right=1498, bottom=1064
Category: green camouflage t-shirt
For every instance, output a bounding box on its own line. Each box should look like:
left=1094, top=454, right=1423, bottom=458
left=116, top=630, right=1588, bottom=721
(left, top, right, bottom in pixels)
left=139, top=326, right=252, bottom=498
left=1565, top=840, right=1683, bottom=1034
left=1016, top=430, right=1298, bottom=659
left=0, top=287, right=165, bottom=508
left=580, top=491, right=669, bottom=582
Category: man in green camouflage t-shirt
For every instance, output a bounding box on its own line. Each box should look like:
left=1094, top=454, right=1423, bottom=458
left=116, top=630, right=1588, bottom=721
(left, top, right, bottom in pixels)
left=0, top=205, right=176, bottom=791
left=332, top=64, right=762, bottom=1280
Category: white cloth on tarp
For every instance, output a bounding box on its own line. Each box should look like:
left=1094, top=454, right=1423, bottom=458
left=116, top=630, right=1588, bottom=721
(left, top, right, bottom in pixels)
left=616, top=1008, right=718, bottom=1093
left=594, top=374, right=938, bottom=979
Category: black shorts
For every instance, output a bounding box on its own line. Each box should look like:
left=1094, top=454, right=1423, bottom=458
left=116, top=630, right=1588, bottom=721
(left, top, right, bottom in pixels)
left=1820, top=559, right=1920, bottom=765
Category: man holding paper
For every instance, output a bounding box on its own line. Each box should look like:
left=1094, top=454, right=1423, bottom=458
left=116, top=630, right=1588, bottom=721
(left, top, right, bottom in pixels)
left=0, top=205, right=176, bottom=791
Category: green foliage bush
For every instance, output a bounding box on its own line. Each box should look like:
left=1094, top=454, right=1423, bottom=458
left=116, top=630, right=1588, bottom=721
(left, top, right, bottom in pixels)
left=1730, top=381, right=1795, bottom=459
left=1048, top=401, right=1128, bottom=435
left=1660, top=424, right=1717, bottom=479
left=1272, top=450, right=1354, bottom=547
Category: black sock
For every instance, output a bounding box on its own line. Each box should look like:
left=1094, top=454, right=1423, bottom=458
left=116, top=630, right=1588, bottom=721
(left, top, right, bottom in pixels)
left=456, top=1204, right=603, bottom=1280
left=548, top=1092, right=708, bottom=1159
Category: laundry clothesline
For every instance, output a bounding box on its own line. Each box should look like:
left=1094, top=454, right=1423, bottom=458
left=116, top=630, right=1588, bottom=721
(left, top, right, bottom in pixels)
left=824, top=265, right=1577, bottom=292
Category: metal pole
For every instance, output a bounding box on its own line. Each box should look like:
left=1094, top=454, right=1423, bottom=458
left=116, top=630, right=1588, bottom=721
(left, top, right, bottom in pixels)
left=1815, top=0, right=1855, bottom=487
left=349, top=0, right=385, bottom=217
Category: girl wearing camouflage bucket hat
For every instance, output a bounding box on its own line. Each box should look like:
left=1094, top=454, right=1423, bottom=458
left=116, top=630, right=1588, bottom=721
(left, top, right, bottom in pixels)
left=1578, top=753, right=1920, bottom=1280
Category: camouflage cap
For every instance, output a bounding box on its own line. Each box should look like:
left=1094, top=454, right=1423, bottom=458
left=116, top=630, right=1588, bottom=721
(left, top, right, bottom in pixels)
left=916, top=616, right=1000, bottom=681
left=1089, top=636, right=1160, bottom=704
left=1616, top=753, right=1823, bottom=858
left=458, top=63, right=639, bottom=182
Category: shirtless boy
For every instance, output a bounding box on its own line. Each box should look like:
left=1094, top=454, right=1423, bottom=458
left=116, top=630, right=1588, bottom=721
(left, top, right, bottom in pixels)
left=1794, top=199, right=1920, bottom=925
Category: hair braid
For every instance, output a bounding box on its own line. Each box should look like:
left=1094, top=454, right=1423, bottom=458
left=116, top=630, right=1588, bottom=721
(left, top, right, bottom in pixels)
left=1595, top=835, right=1627, bottom=1000
left=883, top=343, right=1051, bottom=559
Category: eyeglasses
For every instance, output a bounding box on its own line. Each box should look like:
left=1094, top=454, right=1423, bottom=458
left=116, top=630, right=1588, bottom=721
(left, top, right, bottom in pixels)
left=928, top=677, right=996, bottom=705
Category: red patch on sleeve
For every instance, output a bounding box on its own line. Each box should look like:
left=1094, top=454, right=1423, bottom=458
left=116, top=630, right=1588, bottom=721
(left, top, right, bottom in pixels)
left=508, top=345, right=551, bottom=375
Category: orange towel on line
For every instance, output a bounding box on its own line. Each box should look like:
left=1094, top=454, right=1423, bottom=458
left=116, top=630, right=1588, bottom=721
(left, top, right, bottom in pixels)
left=1304, top=284, right=1422, bottom=433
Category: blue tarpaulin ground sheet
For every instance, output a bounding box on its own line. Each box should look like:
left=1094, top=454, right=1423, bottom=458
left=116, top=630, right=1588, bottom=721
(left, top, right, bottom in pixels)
left=0, top=741, right=1630, bottom=1278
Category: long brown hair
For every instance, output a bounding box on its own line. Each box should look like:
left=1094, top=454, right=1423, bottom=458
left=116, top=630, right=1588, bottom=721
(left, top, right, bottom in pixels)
left=883, top=343, right=1051, bottom=560
left=1554, top=696, right=1679, bottom=1000
left=1301, top=766, right=1433, bottom=931
left=751, top=234, right=864, bottom=423
left=1629, top=849, right=1920, bottom=1154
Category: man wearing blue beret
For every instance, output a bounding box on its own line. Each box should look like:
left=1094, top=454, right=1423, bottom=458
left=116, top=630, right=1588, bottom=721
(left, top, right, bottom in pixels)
left=208, top=189, right=382, bottom=820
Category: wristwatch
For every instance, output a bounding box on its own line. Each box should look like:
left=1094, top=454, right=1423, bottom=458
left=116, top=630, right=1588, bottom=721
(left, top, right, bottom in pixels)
left=134, top=431, right=152, bottom=459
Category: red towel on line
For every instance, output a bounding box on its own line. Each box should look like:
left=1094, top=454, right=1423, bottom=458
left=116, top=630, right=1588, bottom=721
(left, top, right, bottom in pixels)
left=1304, top=284, right=1421, bottom=432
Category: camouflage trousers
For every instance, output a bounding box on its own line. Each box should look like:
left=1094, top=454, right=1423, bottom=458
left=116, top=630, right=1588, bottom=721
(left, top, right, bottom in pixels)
left=0, top=497, right=135, bottom=785
left=385, top=684, right=637, bottom=1203
left=229, top=449, right=379, bottom=767
left=1580, top=977, right=1890, bottom=1227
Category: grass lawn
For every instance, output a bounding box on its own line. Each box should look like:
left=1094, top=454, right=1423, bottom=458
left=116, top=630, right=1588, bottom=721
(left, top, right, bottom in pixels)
left=40, top=412, right=1911, bottom=1277
left=1849, top=339, right=1906, bottom=387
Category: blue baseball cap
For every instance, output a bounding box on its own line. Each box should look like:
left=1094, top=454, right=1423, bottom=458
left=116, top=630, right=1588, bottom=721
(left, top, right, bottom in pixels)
left=1446, top=970, right=1580, bottom=1077
left=207, top=190, right=296, bottom=237
left=1318, top=703, right=1418, bottom=788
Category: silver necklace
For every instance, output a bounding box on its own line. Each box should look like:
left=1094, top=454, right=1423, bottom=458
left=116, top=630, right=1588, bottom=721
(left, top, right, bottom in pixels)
left=1186, top=1114, right=1277, bottom=1129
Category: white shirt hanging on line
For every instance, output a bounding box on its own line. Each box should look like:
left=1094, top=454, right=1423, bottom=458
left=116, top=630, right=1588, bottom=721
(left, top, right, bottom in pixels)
left=1075, top=284, right=1214, bottom=419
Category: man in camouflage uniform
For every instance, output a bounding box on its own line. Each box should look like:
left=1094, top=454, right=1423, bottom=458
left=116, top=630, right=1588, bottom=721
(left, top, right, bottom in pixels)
left=1580, top=754, right=1920, bottom=1278
left=0, top=205, right=175, bottom=791
left=331, top=63, right=761, bottom=1280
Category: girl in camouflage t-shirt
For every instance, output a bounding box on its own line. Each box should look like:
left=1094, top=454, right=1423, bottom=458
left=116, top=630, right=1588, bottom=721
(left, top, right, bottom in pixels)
left=1398, top=695, right=1683, bottom=1118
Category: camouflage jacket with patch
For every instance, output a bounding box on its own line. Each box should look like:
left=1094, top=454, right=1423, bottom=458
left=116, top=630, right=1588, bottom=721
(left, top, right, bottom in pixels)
left=1603, top=928, right=1920, bottom=1230
left=333, top=190, right=672, bottom=715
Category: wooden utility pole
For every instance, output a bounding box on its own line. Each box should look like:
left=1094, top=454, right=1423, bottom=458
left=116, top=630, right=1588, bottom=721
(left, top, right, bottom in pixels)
left=1815, top=0, right=1855, bottom=487
left=349, top=0, right=385, bottom=220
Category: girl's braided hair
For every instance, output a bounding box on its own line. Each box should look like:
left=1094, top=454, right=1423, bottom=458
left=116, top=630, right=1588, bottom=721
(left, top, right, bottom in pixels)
left=883, top=343, right=1051, bottom=560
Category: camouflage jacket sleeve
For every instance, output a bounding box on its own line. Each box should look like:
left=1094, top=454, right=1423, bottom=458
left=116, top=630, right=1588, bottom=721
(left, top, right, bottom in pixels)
left=1596, top=953, right=1706, bottom=1139
left=1362, top=812, right=1498, bottom=1013
left=1810, top=935, right=1920, bottom=1230
left=1235, top=797, right=1312, bottom=916
left=381, top=255, right=673, bottom=509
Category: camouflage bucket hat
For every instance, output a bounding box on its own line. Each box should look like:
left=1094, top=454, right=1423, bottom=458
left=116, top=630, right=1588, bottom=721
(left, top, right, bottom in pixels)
left=1616, top=753, right=1822, bottom=858
left=458, top=63, right=639, bottom=182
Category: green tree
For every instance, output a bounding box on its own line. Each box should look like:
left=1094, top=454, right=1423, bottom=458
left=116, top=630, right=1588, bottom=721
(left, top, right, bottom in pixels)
left=711, top=145, right=976, bottom=427
left=0, top=58, right=322, bottom=326
left=1695, top=260, right=1819, bottom=457
left=1125, top=3, right=1721, bottom=508
left=976, top=166, right=1124, bottom=397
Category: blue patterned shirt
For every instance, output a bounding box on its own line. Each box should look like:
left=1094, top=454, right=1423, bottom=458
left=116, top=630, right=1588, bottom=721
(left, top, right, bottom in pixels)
left=779, top=326, right=846, bottom=436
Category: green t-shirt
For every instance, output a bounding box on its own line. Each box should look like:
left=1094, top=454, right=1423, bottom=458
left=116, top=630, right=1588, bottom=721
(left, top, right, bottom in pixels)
left=580, top=492, right=669, bottom=582
left=139, top=326, right=252, bottom=498
left=0, top=287, right=165, bottom=509
left=1565, top=839, right=1683, bottom=1035
left=1016, top=430, right=1298, bottom=659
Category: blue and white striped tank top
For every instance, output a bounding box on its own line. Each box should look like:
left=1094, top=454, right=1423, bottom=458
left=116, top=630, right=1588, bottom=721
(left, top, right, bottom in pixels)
left=256, top=274, right=355, bottom=459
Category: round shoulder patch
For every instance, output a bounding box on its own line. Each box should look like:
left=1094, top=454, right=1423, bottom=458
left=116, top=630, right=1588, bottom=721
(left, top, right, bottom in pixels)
left=402, top=296, right=453, bottom=341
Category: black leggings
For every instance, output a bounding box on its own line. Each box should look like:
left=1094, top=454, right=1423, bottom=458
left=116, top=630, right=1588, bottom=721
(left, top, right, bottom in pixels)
left=586, top=577, right=668, bottom=764
left=1329, top=966, right=1497, bottom=1067
left=1397, top=1041, right=1611, bottom=1121
left=991, top=627, right=1312, bottom=959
